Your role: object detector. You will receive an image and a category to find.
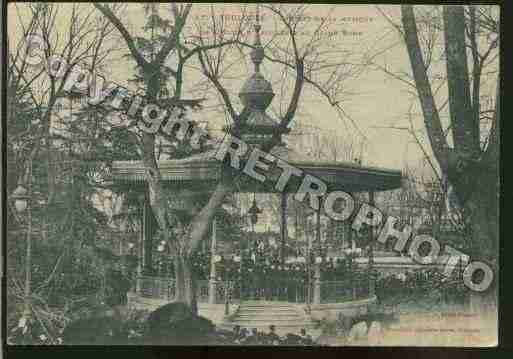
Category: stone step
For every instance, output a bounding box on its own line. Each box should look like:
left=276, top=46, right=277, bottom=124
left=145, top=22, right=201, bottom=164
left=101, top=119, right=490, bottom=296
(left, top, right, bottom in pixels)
left=236, top=313, right=302, bottom=318
left=239, top=301, right=295, bottom=306
left=237, top=311, right=301, bottom=316
left=239, top=303, right=300, bottom=307
left=237, top=307, right=301, bottom=312
left=235, top=317, right=306, bottom=323
left=223, top=301, right=317, bottom=336
left=235, top=316, right=307, bottom=321
left=236, top=313, right=304, bottom=319
left=224, top=321, right=316, bottom=329
left=236, top=311, right=305, bottom=317
left=239, top=306, right=299, bottom=310
left=231, top=317, right=307, bottom=323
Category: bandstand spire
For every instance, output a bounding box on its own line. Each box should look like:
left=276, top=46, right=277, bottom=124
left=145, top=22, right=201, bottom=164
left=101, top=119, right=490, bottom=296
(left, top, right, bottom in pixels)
left=250, top=5, right=264, bottom=73
left=238, top=5, right=280, bottom=145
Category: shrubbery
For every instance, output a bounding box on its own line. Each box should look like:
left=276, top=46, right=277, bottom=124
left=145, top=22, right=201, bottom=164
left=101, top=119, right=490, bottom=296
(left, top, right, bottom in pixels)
left=375, top=269, right=467, bottom=308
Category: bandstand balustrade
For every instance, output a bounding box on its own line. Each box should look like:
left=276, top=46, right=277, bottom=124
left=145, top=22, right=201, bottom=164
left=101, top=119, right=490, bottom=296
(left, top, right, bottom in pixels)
left=132, top=268, right=374, bottom=306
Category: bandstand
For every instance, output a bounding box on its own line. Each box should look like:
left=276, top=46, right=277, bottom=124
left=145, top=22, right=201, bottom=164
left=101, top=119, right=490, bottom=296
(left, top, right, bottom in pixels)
left=110, top=13, right=402, bottom=329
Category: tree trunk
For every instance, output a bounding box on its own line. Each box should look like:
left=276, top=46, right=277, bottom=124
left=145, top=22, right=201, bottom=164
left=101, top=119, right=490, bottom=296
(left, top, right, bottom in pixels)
left=460, top=159, right=499, bottom=261
left=466, top=195, right=498, bottom=261
left=460, top=167, right=498, bottom=313
left=174, top=254, right=198, bottom=315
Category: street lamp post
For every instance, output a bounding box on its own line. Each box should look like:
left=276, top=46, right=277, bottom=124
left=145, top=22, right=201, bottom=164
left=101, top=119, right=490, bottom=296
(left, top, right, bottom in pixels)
left=368, top=191, right=376, bottom=298
left=12, top=183, right=32, bottom=327
left=208, top=219, right=218, bottom=305
left=224, top=278, right=232, bottom=316
left=301, top=245, right=311, bottom=314
left=303, top=216, right=312, bottom=313
left=313, top=208, right=322, bottom=305
left=246, top=195, right=261, bottom=300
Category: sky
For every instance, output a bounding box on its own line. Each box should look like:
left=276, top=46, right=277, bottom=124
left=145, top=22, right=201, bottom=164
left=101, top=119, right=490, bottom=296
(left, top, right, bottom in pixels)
left=7, top=3, right=499, bottom=176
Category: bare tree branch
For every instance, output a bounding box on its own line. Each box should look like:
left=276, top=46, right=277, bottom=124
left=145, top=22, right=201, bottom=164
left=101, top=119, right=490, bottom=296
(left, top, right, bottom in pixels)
left=93, top=4, right=148, bottom=69
left=154, top=4, right=192, bottom=65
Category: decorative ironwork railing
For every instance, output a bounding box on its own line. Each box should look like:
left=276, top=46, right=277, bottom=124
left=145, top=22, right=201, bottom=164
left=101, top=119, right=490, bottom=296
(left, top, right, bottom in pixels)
left=196, top=280, right=210, bottom=303
left=319, top=269, right=372, bottom=303
left=319, top=280, right=370, bottom=303
left=134, top=274, right=373, bottom=305
left=238, top=279, right=311, bottom=303
left=135, top=276, right=239, bottom=304
left=216, top=280, right=241, bottom=304
left=137, top=275, right=175, bottom=300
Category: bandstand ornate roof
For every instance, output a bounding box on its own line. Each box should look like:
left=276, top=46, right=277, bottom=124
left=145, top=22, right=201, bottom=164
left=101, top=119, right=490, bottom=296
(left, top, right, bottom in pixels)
left=111, top=145, right=402, bottom=193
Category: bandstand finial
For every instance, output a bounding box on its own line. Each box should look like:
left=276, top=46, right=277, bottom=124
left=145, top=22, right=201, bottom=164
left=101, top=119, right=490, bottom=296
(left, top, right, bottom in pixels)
left=250, top=4, right=264, bottom=73
left=255, top=4, right=261, bottom=33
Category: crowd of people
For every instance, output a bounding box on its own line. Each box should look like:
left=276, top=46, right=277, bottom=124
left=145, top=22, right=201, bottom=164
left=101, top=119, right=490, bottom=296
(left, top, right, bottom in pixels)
left=218, top=325, right=315, bottom=346
left=145, top=251, right=368, bottom=302
left=151, top=251, right=361, bottom=282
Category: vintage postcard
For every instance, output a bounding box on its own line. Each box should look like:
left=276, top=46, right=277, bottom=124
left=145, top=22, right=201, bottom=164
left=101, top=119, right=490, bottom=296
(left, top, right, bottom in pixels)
left=4, top=3, right=499, bottom=347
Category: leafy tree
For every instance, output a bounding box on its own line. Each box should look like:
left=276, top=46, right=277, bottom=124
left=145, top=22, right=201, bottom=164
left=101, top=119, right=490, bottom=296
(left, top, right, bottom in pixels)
left=6, top=3, right=129, bottom=342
